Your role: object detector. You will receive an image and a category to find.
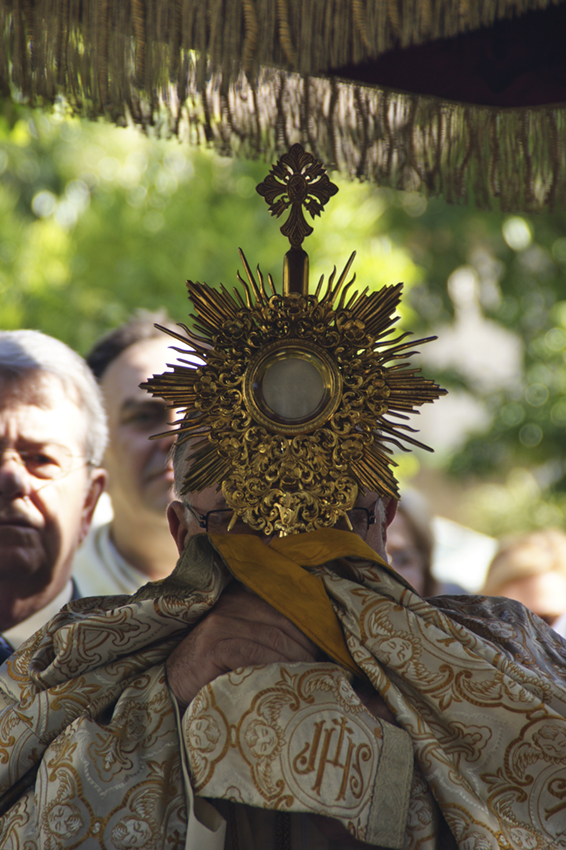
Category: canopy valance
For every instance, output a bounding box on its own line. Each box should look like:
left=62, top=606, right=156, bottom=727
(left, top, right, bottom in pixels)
left=1, top=0, right=565, bottom=211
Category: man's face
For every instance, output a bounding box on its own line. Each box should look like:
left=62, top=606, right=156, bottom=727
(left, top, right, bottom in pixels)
left=101, top=338, right=177, bottom=519
left=0, top=375, right=103, bottom=594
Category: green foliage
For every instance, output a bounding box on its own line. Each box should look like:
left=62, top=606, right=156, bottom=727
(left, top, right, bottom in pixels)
left=385, top=197, right=566, bottom=535
left=4, top=102, right=566, bottom=536
left=0, top=104, right=417, bottom=353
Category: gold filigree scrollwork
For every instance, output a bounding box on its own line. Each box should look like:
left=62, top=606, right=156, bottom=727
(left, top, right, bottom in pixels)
left=143, top=247, right=447, bottom=536
left=256, top=143, right=338, bottom=248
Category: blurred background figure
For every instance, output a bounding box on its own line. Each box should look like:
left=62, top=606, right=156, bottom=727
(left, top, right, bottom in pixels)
left=482, top=528, right=566, bottom=628
left=387, top=488, right=468, bottom=596
left=72, top=311, right=179, bottom=596
left=387, top=489, right=438, bottom=596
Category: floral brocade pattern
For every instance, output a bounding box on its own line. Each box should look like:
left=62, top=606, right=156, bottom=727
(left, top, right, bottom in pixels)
left=1, top=534, right=566, bottom=848
left=183, top=662, right=414, bottom=848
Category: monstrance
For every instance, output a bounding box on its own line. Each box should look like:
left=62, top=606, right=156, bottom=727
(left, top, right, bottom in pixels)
left=143, top=144, right=446, bottom=536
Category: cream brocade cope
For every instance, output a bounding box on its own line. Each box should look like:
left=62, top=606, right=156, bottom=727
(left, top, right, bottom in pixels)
left=1, top=530, right=566, bottom=849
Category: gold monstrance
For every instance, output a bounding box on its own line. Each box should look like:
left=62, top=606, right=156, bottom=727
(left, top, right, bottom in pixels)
left=143, top=144, right=446, bottom=536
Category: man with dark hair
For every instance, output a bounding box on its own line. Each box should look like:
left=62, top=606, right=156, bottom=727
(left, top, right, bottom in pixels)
left=72, top=311, right=180, bottom=596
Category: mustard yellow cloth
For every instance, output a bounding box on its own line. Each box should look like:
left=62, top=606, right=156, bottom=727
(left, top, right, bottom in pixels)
left=208, top=529, right=391, bottom=679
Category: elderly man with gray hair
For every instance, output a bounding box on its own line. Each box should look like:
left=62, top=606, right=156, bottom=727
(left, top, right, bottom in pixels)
left=0, top=330, right=107, bottom=661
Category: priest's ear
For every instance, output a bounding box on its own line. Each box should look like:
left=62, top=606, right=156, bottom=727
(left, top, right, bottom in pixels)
left=385, top=497, right=398, bottom=528
left=167, top=500, right=190, bottom=554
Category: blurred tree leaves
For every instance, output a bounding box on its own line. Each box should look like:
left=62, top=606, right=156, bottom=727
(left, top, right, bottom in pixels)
left=3, top=102, right=566, bottom=535
left=0, top=103, right=418, bottom=351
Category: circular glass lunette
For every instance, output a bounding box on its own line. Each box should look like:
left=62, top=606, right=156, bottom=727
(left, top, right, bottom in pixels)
left=243, top=339, right=342, bottom=434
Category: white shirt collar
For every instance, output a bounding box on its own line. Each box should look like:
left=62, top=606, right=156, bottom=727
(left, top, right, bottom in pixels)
left=2, top=580, right=74, bottom=651
left=553, top=609, right=566, bottom=639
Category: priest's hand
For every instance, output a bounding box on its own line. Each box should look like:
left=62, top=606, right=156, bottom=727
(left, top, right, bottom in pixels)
left=354, top=679, right=399, bottom=726
left=165, top=584, right=321, bottom=711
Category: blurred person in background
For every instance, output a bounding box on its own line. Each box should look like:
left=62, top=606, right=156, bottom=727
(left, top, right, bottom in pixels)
left=72, top=311, right=179, bottom=596
left=0, top=331, right=107, bottom=661
left=386, top=487, right=466, bottom=596
left=482, top=528, right=566, bottom=627
left=386, top=488, right=439, bottom=596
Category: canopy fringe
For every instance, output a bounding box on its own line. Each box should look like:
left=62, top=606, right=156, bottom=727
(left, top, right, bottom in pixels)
left=178, top=0, right=564, bottom=76
left=2, top=0, right=562, bottom=87
left=1, top=0, right=565, bottom=212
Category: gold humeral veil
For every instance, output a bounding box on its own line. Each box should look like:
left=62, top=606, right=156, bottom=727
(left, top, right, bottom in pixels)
left=1, top=532, right=566, bottom=848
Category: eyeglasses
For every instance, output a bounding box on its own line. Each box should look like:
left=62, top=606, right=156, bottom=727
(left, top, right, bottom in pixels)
left=184, top=503, right=376, bottom=535
left=0, top=443, right=92, bottom=483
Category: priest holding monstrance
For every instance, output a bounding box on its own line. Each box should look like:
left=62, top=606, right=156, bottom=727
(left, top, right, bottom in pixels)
left=1, top=147, right=566, bottom=850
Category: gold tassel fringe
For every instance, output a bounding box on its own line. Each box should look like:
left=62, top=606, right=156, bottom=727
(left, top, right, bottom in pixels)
left=0, top=0, right=564, bottom=212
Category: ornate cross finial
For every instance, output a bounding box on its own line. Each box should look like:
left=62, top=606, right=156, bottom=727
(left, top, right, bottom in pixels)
left=256, top=143, right=338, bottom=249
left=256, top=143, right=338, bottom=294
